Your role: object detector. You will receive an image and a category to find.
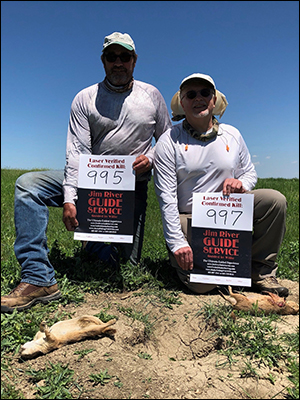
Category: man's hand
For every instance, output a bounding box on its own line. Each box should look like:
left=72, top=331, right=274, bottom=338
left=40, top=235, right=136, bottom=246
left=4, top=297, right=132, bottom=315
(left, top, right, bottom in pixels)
left=132, top=155, right=151, bottom=175
left=63, top=203, right=79, bottom=231
left=222, top=178, right=245, bottom=196
left=174, top=246, right=193, bottom=271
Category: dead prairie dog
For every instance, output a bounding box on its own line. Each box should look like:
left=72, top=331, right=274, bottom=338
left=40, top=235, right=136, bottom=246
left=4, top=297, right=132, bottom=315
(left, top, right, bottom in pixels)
left=20, top=315, right=116, bottom=358
left=220, top=286, right=299, bottom=315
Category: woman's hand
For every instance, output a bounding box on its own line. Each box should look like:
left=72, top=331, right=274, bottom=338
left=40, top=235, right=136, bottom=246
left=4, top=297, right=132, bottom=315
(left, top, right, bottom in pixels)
left=222, top=178, right=245, bottom=196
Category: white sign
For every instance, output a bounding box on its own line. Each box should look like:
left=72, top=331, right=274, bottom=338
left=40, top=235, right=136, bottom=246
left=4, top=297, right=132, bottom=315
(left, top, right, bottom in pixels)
left=190, top=192, right=254, bottom=286
left=192, top=192, right=254, bottom=231
left=77, top=155, right=136, bottom=190
left=74, top=154, right=136, bottom=242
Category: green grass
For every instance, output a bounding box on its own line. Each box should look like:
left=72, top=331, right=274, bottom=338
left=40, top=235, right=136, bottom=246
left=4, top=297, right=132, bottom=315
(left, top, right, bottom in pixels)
left=255, top=178, right=299, bottom=280
left=89, top=369, right=113, bottom=386
left=198, top=300, right=299, bottom=399
left=26, top=361, right=78, bottom=399
left=1, top=170, right=298, bottom=289
left=1, top=169, right=299, bottom=398
left=1, top=169, right=299, bottom=313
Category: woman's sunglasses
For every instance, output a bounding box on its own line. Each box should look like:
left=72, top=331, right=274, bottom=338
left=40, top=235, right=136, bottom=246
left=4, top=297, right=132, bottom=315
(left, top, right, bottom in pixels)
left=104, top=52, right=133, bottom=63
left=182, top=88, right=213, bottom=100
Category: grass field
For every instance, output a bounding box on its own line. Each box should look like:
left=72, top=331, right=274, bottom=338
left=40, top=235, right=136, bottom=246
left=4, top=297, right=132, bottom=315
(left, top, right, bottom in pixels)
left=2, top=170, right=299, bottom=290
left=1, top=169, right=299, bottom=399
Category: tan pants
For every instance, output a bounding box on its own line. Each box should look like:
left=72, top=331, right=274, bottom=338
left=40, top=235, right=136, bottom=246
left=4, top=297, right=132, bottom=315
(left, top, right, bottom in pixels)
left=168, top=189, right=287, bottom=294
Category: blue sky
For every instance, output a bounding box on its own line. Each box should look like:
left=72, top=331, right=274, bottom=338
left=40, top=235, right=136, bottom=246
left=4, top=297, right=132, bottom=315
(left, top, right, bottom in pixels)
left=1, top=1, right=299, bottom=178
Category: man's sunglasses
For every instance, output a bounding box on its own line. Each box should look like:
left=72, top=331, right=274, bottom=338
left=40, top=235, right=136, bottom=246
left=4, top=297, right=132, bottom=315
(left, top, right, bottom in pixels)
left=182, top=88, right=213, bottom=100
left=104, top=52, right=133, bottom=63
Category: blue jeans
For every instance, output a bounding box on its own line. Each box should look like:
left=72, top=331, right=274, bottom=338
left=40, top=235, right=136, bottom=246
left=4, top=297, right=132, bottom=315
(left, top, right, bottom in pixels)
left=14, top=170, right=148, bottom=286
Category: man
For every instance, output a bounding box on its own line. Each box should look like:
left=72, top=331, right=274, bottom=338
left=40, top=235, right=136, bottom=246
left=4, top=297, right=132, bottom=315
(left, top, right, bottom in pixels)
left=153, top=73, right=289, bottom=297
left=1, top=32, right=172, bottom=313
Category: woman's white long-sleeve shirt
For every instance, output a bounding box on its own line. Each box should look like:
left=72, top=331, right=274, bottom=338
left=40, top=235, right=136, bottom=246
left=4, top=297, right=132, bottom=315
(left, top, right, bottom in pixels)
left=63, top=80, right=172, bottom=204
left=153, top=122, right=257, bottom=253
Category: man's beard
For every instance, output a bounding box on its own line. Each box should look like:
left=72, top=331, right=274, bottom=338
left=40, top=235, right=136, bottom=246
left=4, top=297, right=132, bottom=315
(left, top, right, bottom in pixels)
left=108, top=68, right=131, bottom=86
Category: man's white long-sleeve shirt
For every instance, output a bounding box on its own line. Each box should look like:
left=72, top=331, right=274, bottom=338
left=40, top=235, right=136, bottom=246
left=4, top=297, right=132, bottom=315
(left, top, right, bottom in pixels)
left=63, top=80, right=171, bottom=204
left=153, top=122, right=257, bottom=253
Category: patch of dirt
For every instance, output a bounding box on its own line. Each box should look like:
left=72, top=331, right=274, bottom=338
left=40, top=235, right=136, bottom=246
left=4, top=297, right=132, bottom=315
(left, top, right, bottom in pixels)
left=4, top=279, right=299, bottom=399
